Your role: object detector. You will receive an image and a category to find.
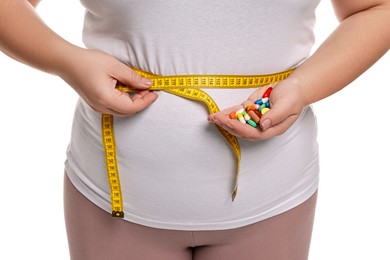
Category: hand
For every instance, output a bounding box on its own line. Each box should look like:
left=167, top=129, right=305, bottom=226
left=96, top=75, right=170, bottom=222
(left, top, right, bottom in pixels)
left=208, top=77, right=307, bottom=140
left=58, top=48, right=158, bottom=116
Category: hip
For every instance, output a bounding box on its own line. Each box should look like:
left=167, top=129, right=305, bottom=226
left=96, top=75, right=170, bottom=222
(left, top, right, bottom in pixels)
left=65, top=94, right=319, bottom=230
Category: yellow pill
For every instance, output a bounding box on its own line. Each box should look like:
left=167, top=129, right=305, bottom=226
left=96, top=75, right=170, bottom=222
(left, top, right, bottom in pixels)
left=261, top=107, right=270, bottom=115
left=237, top=113, right=246, bottom=124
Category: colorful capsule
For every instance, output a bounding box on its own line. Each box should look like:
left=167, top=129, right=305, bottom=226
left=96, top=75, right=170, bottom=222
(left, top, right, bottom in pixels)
left=245, top=104, right=256, bottom=111
left=247, top=119, right=257, bottom=128
left=244, top=113, right=251, bottom=121
left=254, top=109, right=262, bottom=118
left=236, top=108, right=245, bottom=114
left=254, top=99, right=263, bottom=105
left=229, top=111, right=237, bottom=119
left=247, top=110, right=260, bottom=124
left=229, top=91, right=274, bottom=126
left=262, top=87, right=273, bottom=98
left=261, top=107, right=270, bottom=115
left=237, top=113, right=246, bottom=124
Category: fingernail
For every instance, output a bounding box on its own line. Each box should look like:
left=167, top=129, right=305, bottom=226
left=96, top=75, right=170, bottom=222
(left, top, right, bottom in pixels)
left=142, top=78, right=153, bottom=87
left=261, top=119, right=271, bottom=131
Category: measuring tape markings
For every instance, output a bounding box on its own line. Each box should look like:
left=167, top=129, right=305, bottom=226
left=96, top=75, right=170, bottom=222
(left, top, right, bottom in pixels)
left=102, top=68, right=295, bottom=217
left=117, top=69, right=295, bottom=92
left=102, top=114, right=124, bottom=217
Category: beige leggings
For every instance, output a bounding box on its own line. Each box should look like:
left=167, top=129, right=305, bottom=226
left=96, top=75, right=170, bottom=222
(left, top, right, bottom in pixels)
left=64, top=173, right=317, bottom=260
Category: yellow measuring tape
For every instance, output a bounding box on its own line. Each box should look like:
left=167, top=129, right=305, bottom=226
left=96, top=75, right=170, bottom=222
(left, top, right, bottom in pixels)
left=102, top=68, right=295, bottom=217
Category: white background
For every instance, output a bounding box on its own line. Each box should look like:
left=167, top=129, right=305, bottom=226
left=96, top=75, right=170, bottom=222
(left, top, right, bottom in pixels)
left=1, top=1, right=389, bottom=259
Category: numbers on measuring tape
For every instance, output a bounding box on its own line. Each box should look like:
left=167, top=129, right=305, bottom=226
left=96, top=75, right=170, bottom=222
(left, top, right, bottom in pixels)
left=102, top=114, right=124, bottom=218
left=116, top=68, right=295, bottom=92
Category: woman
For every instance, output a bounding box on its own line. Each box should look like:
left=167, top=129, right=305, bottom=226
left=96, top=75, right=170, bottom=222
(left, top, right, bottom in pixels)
left=1, top=0, right=389, bottom=259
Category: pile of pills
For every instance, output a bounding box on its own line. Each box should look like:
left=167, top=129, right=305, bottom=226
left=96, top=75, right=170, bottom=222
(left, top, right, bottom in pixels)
left=229, top=87, right=273, bottom=128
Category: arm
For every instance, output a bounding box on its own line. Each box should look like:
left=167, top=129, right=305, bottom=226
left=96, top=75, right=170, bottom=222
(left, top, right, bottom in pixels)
left=209, top=0, right=390, bottom=140
left=293, top=0, right=390, bottom=106
left=0, top=0, right=157, bottom=116
left=0, top=0, right=70, bottom=73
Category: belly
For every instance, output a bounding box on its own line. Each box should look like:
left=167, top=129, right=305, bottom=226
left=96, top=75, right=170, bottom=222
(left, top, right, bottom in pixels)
left=66, top=87, right=319, bottom=230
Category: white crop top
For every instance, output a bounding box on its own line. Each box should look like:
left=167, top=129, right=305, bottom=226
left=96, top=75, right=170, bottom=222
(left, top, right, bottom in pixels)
left=65, top=0, right=321, bottom=230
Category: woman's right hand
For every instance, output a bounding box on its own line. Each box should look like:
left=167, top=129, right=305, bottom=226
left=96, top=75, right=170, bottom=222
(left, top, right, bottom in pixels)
left=1, top=1, right=156, bottom=116
left=58, top=47, right=158, bottom=116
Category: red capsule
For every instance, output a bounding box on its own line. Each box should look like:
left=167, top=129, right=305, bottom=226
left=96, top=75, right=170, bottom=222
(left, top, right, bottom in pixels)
left=262, top=87, right=273, bottom=98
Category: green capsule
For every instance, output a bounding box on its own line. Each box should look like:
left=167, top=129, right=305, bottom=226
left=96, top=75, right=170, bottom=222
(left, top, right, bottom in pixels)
left=247, top=119, right=257, bottom=128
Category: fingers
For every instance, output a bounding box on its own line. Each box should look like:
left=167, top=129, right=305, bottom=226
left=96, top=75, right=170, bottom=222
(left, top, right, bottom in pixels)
left=259, top=87, right=303, bottom=134
left=103, top=61, right=158, bottom=116
left=112, top=62, right=153, bottom=90
left=107, top=90, right=158, bottom=116
left=208, top=105, right=243, bottom=122
left=208, top=106, right=265, bottom=141
left=63, top=49, right=159, bottom=116
left=259, top=112, right=299, bottom=137
left=259, top=100, right=290, bottom=131
left=209, top=87, right=304, bottom=140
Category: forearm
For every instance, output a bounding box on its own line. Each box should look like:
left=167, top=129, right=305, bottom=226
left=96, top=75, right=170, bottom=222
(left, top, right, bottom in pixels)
left=291, top=3, right=390, bottom=106
left=0, top=0, right=79, bottom=74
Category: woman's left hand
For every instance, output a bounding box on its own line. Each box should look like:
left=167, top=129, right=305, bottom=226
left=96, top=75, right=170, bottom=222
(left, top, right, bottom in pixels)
left=208, top=77, right=307, bottom=141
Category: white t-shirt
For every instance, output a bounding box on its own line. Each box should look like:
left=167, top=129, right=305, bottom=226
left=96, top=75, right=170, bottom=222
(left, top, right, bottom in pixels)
left=65, top=0, right=321, bottom=230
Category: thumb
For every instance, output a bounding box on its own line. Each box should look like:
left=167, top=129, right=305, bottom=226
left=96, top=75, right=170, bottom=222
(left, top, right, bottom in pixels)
left=259, top=99, right=291, bottom=131
left=113, top=63, right=153, bottom=90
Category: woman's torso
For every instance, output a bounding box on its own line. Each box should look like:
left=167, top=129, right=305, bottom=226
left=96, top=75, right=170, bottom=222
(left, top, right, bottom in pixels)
left=65, top=0, right=321, bottom=230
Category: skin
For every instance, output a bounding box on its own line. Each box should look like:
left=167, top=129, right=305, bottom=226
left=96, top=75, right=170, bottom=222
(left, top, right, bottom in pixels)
left=0, top=1, right=388, bottom=258
left=209, top=0, right=390, bottom=140
left=0, top=0, right=158, bottom=116
left=0, top=0, right=389, bottom=125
